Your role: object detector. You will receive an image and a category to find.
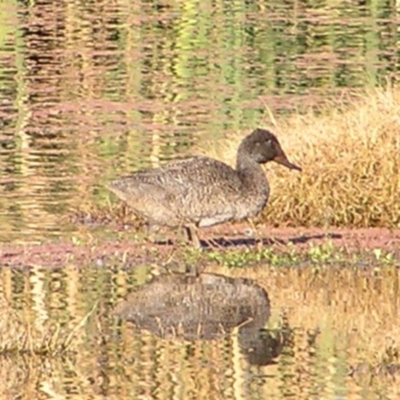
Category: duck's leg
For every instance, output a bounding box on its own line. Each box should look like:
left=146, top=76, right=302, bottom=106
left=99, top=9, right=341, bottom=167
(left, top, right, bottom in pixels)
left=184, top=225, right=201, bottom=249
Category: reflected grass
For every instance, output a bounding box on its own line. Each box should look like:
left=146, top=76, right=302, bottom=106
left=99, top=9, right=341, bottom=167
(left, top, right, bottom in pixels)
left=0, top=297, right=97, bottom=357
left=1, top=255, right=400, bottom=398
left=208, top=260, right=400, bottom=386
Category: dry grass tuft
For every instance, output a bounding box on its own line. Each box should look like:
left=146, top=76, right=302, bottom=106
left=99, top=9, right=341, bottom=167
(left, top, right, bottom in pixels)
left=207, top=87, right=400, bottom=228
left=0, top=296, right=97, bottom=357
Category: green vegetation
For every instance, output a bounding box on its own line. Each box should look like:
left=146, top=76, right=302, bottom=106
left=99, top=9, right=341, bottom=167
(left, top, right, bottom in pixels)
left=193, top=243, right=395, bottom=269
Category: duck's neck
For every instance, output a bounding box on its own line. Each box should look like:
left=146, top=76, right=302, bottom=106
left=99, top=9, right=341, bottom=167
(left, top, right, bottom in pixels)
left=236, top=155, right=268, bottom=189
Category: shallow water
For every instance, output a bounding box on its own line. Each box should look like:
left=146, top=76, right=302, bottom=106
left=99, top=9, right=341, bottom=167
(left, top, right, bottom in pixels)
left=1, top=262, right=400, bottom=400
left=0, top=0, right=399, bottom=241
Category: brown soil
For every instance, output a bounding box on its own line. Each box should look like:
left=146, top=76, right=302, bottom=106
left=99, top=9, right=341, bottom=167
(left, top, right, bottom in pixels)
left=0, top=225, right=399, bottom=269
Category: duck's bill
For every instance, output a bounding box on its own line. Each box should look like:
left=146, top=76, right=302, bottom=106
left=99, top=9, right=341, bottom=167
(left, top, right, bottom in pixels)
left=273, top=154, right=302, bottom=171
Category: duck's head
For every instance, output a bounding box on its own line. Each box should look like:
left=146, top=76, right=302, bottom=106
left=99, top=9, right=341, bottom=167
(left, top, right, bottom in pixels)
left=239, top=128, right=301, bottom=171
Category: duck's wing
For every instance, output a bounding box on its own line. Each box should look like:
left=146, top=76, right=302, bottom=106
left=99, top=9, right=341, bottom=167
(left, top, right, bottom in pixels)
left=108, top=156, right=243, bottom=225
left=108, top=156, right=241, bottom=197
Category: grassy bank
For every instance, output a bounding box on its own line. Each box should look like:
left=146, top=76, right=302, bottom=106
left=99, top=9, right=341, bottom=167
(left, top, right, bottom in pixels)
left=207, top=87, right=400, bottom=228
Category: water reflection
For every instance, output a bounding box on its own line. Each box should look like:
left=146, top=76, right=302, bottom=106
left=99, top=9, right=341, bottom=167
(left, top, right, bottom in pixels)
left=1, top=263, right=400, bottom=399
left=115, top=272, right=289, bottom=366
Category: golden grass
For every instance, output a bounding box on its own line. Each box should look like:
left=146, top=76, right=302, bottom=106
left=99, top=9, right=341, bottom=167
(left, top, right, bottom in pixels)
left=207, top=87, right=400, bottom=228
left=0, top=296, right=97, bottom=356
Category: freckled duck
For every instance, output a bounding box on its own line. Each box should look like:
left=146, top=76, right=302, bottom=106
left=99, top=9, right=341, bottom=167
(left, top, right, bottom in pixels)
left=108, top=128, right=301, bottom=247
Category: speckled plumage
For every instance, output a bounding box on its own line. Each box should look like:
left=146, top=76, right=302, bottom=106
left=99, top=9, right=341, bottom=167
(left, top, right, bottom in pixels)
left=108, top=129, right=301, bottom=247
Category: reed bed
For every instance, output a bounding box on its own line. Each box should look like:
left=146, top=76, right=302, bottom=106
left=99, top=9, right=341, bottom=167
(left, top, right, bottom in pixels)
left=207, top=87, right=400, bottom=228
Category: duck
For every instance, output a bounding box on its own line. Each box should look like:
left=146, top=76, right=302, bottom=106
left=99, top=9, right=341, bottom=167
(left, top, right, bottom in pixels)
left=108, top=128, right=301, bottom=247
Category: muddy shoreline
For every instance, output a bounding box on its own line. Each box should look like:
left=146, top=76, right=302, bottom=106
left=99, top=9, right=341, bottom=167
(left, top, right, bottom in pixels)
left=1, top=225, right=399, bottom=269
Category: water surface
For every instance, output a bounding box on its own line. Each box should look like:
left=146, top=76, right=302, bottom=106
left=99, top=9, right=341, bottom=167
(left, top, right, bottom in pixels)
left=1, top=262, right=399, bottom=399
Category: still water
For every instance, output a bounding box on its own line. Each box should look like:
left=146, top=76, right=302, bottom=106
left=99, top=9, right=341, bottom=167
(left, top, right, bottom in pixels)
left=0, top=0, right=399, bottom=241
left=1, top=262, right=400, bottom=400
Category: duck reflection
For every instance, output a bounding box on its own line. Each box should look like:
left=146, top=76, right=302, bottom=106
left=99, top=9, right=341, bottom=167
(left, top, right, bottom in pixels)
left=114, top=272, right=290, bottom=366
